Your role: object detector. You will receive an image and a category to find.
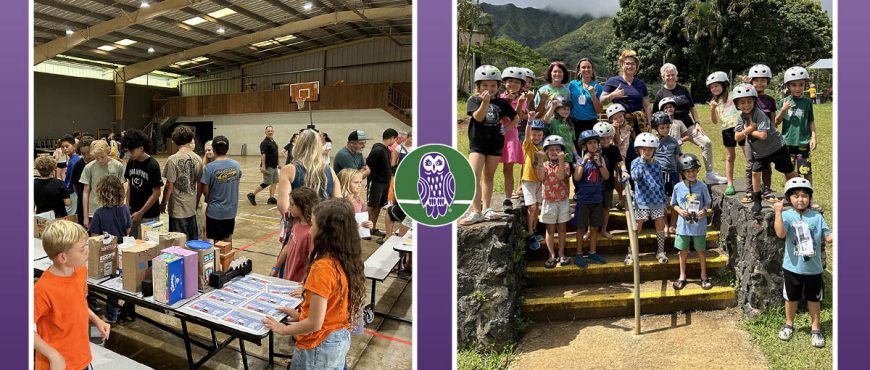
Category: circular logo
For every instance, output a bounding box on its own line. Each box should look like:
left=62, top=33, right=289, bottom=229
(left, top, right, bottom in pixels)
left=394, top=144, right=475, bottom=226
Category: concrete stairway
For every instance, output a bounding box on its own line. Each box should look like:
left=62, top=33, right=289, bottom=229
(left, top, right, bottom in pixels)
left=521, top=206, right=736, bottom=322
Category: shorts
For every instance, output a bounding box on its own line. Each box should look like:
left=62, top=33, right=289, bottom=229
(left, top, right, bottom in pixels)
left=753, top=146, right=794, bottom=174
left=782, top=269, right=823, bottom=302
left=169, top=215, right=199, bottom=241
left=66, top=192, right=78, bottom=218
left=601, top=189, right=614, bottom=209
left=262, top=167, right=279, bottom=185
left=206, top=216, right=236, bottom=241
left=289, top=329, right=351, bottom=370
left=521, top=181, right=543, bottom=205
left=387, top=204, right=406, bottom=222
left=634, top=207, right=665, bottom=221
left=367, top=181, right=390, bottom=209
left=573, top=203, right=604, bottom=229
left=539, top=198, right=571, bottom=224
left=469, top=135, right=503, bottom=157
left=131, top=217, right=160, bottom=239
left=721, top=127, right=746, bottom=148
left=674, top=235, right=707, bottom=251
left=787, top=145, right=812, bottom=176
left=663, top=171, right=680, bottom=197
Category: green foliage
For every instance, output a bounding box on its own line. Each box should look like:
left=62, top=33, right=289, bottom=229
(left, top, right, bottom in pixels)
left=607, top=0, right=832, bottom=102
left=536, top=18, right=616, bottom=78
left=480, top=2, right=592, bottom=48
left=472, top=290, right=489, bottom=302
left=475, top=36, right=551, bottom=76
left=458, top=346, right=515, bottom=370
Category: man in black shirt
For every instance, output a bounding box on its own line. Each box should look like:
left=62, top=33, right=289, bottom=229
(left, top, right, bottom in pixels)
left=123, top=129, right=164, bottom=239
left=366, top=128, right=398, bottom=238
left=247, top=126, right=280, bottom=205
left=70, top=136, right=95, bottom=225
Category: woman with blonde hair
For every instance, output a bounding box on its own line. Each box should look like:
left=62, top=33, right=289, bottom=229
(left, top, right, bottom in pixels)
left=277, top=129, right=341, bottom=215
left=601, top=49, right=654, bottom=165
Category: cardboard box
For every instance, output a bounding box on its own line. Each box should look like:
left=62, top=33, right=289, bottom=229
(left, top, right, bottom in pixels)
left=161, top=247, right=198, bottom=298
left=153, top=253, right=185, bottom=305
left=87, top=234, right=117, bottom=279
left=156, top=232, right=187, bottom=250
left=183, top=240, right=217, bottom=290
left=214, top=241, right=233, bottom=254
left=220, top=249, right=236, bottom=272
left=121, top=241, right=160, bottom=293
left=33, top=211, right=54, bottom=239
left=140, top=220, right=166, bottom=241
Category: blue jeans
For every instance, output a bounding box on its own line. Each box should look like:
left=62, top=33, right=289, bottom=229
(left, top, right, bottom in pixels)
left=289, top=329, right=351, bottom=370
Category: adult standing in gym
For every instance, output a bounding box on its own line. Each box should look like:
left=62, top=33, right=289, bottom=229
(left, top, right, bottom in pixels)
left=247, top=126, right=280, bottom=206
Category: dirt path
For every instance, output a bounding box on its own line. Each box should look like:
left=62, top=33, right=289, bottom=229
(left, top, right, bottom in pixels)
left=510, top=308, right=768, bottom=370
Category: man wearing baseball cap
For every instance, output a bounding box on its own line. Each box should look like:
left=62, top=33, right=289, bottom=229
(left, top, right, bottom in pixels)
left=333, top=130, right=371, bottom=178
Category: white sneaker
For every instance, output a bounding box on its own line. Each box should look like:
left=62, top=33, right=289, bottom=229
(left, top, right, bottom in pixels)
left=705, top=171, right=727, bottom=184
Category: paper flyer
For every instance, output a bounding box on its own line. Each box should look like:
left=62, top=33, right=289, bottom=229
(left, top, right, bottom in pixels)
left=221, top=310, right=266, bottom=332
left=241, top=299, right=285, bottom=319
left=254, top=292, right=302, bottom=309
left=268, top=284, right=301, bottom=295
left=204, top=290, right=247, bottom=306
left=356, top=211, right=371, bottom=238
left=221, top=281, right=260, bottom=298
left=187, top=299, right=234, bottom=319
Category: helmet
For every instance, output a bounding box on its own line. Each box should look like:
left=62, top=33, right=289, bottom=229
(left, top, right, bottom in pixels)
left=522, top=68, right=535, bottom=80
left=529, top=119, right=546, bottom=130
left=747, top=64, right=772, bottom=79
left=706, top=71, right=729, bottom=87
left=678, top=154, right=701, bottom=171
left=658, top=97, right=677, bottom=111
left=634, top=132, right=659, bottom=149
left=577, top=130, right=600, bottom=146
left=474, top=65, right=502, bottom=83
left=783, top=66, right=810, bottom=85
left=783, top=177, right=813, bottom=198
left=502, top=67, right=526, bottom=85
left=605, top=104, right=626, bottom=119
left=650, top=111, right=672, bottom=128
left=542, top=135, right=566, bottom=151
left=552, top=95, right=572, bottom=108
left=731, top=83, right=758, bottom=102
left=593, top=121, right=615, bottom=138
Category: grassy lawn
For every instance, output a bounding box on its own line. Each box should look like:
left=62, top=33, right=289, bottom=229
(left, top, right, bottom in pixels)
left=458, top=347, right=514, bottom=370
left=457, top=100, right=835, bottom=369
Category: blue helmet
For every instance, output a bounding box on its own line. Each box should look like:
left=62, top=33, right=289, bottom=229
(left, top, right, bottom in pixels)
left=651, top=111, right=672, bottom=128
left=577, top=130, right=600, bottom=146
left=529, top=119, right=546, bottom=130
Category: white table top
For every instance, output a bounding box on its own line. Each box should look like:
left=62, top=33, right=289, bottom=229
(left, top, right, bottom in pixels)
left=364, top=240, right=401, bottom=281
left=90, top=343, right=153, bottom=369
left=33, top=238, right=46, bottom=260
left=383, top=235, right=414, bottom=253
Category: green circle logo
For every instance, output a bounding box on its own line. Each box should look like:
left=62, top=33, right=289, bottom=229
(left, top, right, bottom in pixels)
left=394, top=144, right=475, bottom=226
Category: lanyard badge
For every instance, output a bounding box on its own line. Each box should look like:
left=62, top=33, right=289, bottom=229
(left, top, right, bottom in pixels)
left=792, top=220, right=815, bottom=258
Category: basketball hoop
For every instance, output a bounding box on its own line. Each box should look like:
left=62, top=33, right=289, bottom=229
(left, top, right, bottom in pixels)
left=295, top=97, right=307, bottom=110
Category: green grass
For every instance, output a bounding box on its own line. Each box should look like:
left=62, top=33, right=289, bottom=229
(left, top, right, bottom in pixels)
left=458, top=347, right=515, bottom=370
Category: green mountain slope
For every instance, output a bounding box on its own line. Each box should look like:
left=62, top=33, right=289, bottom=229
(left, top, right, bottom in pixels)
left=480, top=2, right=592, bottom=48
left=536, top=17, right=615, bottom=78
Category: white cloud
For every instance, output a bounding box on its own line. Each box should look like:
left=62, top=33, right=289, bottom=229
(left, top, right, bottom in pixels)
left=482, top=0, right=620, bottom=18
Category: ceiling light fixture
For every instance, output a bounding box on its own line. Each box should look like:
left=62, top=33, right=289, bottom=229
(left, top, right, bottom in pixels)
left=97, top=45, right=117, bottom=51
left=65, top=29, right=74, bottom=36
left=216, top=26, right=226, bottom=34
left=147, top=47, right=155, bottom=53
left=303, top=2, right=313, bottom=10
left=140, top=1, right=150, bottom=8
left=115, top=39, right=137, bottom=46
left=207, top=8, right=236, bottom=18
left=182, top=17, right=207, bottom=26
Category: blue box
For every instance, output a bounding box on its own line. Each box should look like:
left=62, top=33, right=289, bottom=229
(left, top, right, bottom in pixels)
left=153, top=253, right=185, bottom=305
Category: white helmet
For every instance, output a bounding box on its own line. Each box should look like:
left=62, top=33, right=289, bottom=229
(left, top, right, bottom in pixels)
left=783, top=66, right=810, bottom=85
left=474, top=65, right=502, bottom=83
left=502, top=67, right=526, bottom=84
left=658, top=96, right=677, bottom=111
left=542, top=135, right=566, bottom=151
left=522, top=68, right=535, bottom=80
left=748, top=64, right=772, bottom=79
left=731, top=83, right=758, bottom=102
left=605, top=104, right=626, bottom=119
left=593, top=121, right=615, bottom=138
left=634, top=132, right=659, bottom=149
left=783, top=177, right=812, bottom=197
left=706, top=71, right=729, bottom=87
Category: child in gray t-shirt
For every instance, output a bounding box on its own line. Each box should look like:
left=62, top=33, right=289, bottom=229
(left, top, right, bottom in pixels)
left=733, top=83, right=798, bottom=213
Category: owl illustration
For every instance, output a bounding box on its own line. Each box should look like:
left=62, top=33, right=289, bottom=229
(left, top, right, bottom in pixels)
left=418, top=152, right=455, bottom=218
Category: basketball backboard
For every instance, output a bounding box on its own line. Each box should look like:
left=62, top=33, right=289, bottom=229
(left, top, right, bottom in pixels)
left=290, top=81, right=320, bottom=102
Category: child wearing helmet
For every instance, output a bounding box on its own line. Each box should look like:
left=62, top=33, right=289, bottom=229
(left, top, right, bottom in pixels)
left=670, top=154, right=713, bottom=291
left=707, top=71, right=742, bottom=196
left=536, top=135, right=571, bottom=268
left=775, top=66, right=817, bottom=187
left=733, top=83, right=797, bottom=214
left=570, top=130, right=610, bottom=268
left=658, top=98, right=689, bottom=146
left=651, top=111, right=683, bottom=234
left=521, top=113, right=547, bottom=250
left=746, top=64, right=777, bottom=204
left=772, top=178, right=832, bottom=348
left=499, top=67, right=534, bottom=213
left=543, top=95, right=578, bottom=163
left=594, top=121, right=625, bottom=238
left=461, top=65, right=522, bottom=226
left=606, top=103, right=632, bottom=208
left=521, top=68, right=535, bottom=93
left=629, top=132, right=669, bottom=265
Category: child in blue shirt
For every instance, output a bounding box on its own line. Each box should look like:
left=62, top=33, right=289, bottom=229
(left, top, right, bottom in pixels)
left=651, top=112, right=682, bottom=234
left=773, top=178, right=832, bottom=348
left=571, top=130, right=609, bottom=268
left=629, top=133, right=668, bottom=266
left=670, top=154, right=712, bottom=291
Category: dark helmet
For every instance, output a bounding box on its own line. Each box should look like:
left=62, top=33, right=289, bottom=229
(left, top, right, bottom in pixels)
left=651, top=111, right=672, bottom=128
left=678, top=154, right=702, bottom=171
left=577, top=130, right=600, bottom=146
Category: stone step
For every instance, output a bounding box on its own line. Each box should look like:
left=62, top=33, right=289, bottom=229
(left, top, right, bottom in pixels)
left=526, top=249, right=727, bottom=286
left=522, top=279, right=737, bottom=321
left=528, top=229, right=720, bottom=256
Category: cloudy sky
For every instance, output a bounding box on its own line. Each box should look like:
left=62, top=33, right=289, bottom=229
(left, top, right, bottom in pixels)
left=481, top=0, right=832, bottom=18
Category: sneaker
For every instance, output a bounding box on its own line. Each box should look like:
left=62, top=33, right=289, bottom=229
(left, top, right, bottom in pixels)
left=545, top=259, right=557, bottom=269
left=656, top=251, right=669, bottom=264
left=624, top=253, right=634, bottom=266
left=585, top=253, right=607, bottom=264
left=482, top=208, right=503, bottom=221
left=371, top=229, right=387, bottom=237
left=246, top=192, right=257, bottom=206
left=779, top=324, right=795, bottom=341
left=706, top=171, right=728, bottom=184
left=459, top=212, right=483, bottom=226
left=535, top=234, right=545, bottom=243
left=267, top=197, right=278, bottom=205
left=573, top=255, right=587, bottom=268
left=503, top=199, right=513, bottom=212
left=528, top=236, right=541, bottom=251
left=811, top=329, right=826, bottom=348
left=724, top=185, right=736, bottom=196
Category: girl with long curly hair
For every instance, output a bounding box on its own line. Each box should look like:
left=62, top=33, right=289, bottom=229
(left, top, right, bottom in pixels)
left=263, top=198, right=365, bottom=370
left=88, top=175, right=131, bottom=239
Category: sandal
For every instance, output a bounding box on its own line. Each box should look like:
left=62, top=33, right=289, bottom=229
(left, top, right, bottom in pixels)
left=624, top=253, right=634, bottom=266
left=482, top=208, right=502, bottom=221
left=779, top=324, right=795, bottom=341
left=545, top=259, right=557, bottom=269
left=459, top=212, right=483, bottom=226
left=811, top=329, right=826, bottom=348
left=701, top=278, right=713, bottom=290
left=558, top=256, right=572, bottom=266
left=764, top=193, right=779, bottom=203
left=672, top=279, right=687, bottom=290
left=741, top=194, right=754, bottom=204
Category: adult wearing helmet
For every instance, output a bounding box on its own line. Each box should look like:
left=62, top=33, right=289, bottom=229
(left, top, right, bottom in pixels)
left=568, top=58, right=604, bottom=133
left=654, top=63, right=725, bottom=184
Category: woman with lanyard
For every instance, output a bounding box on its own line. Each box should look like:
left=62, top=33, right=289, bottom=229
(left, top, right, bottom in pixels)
left=653, top=63, right=727, bottom=184
left=533, top=61, right=571, bottom=114
left=601, top=49, right=653, bottom=165
left=568, top=58, right=604, bottom=155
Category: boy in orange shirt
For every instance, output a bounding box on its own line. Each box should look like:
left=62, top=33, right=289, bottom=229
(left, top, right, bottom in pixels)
left=34, top=220, right=110, bottom=370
